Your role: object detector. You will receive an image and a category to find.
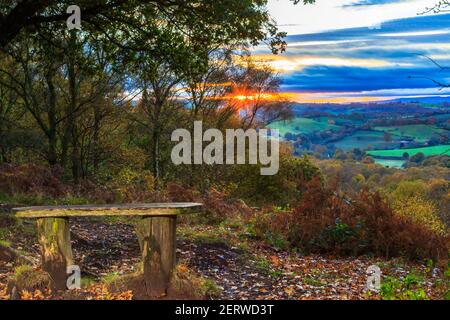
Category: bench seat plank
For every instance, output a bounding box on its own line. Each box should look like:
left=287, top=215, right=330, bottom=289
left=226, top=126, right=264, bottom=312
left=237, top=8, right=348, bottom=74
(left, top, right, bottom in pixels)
left=13, top=203, right=202, bottom=218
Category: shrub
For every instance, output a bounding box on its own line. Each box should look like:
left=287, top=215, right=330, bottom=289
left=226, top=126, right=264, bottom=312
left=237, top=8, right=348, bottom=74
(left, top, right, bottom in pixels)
left=229, top=155, right=321, bottom=206
left=254, top=179, right=449, bottom=261
left=0, top=164, right=69, bottom=198
left=392, top=196, right=445, bottom=235
left=167, top=182, right=252, bottom=223
left=8, top=265, right=52, bottom=294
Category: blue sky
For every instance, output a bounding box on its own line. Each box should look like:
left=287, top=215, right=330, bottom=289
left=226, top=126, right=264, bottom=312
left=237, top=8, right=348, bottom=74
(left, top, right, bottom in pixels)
left=261, top=0, right=450, bottom=102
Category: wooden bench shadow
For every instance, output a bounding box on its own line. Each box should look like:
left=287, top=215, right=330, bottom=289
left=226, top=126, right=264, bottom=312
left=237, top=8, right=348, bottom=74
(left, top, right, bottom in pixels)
left=13, top=203, right=202, bottom=297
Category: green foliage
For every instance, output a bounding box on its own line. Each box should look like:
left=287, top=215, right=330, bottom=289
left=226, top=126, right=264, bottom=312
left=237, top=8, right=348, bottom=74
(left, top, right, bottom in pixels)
left=0, top=239, right=11, bottom=247
left=381, top=273, right=429, bottom=300
left=319, top=219, right=362, bottom=249
left=231, top=154, right=321, bottom=206
left=385, top=180, right=447, bottom=234
left=197, top=278, right=222, bottom=298
left=392, top=196, right=445, bottom=235
left=11, top=265, right=52, bottom=292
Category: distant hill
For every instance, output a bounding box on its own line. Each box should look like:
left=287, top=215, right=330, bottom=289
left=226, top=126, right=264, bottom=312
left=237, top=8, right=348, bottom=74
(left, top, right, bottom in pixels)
left=381, top=96, right=450, bottom=104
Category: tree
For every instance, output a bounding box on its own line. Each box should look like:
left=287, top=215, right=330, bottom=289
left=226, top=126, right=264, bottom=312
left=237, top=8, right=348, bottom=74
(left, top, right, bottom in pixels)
left=423, top=1, right=450, bottom=14
left=225, top=56, right=294, bottom=129
left=128, top=58, right=184, bottom=180
left=0, top=1, right=314, bottom=53
left=383, top=132, right=392, bottom=143
left=0, top=25, right=126, bottom=180
left=0, top=0, right=318, bottom=183
left=410, top=152, right=426, bottom=163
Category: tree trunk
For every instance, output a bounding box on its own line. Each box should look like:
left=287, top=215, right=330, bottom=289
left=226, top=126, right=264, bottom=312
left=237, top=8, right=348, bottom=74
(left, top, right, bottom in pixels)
left=151, top=128, right=161, bottom=180
left=36, top=218, right=73, bottom=290
left=45, top=66, right=58, bottom=166
left=68, top=31, right=80, bottom=183
left=136, top=216, right=176, bottom=297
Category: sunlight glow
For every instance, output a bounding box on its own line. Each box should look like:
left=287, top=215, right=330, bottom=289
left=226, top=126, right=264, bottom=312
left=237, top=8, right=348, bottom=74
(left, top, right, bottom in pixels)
left=248, top=54, right=401, bottom=73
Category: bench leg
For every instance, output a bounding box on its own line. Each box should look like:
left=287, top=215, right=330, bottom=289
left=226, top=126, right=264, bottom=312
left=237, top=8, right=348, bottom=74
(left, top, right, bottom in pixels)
left=136, top=216, right=176, bottom=297
left=36, top=217, right=73, bottom=290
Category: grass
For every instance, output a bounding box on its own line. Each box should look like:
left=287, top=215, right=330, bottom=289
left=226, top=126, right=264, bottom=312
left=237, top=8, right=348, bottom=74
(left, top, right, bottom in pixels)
left=302, top=276, right=327, bottom=287
left=374, top=125, right=449, bottom=142
left=269, top=117, right=341, bottom=136
left=380, top=272, right=429, bottom=300
left=0, top=239, right=12, bottom=247
left=177, top=225, right=233, bottom=246
left=252, top=256, right=283, bottom=277
left=0, top=227, right=10, bottom=241
left=374, top=159, right=406, bottom=168
left=367, top=145, right=450, bottom=158
left=334, top=130, right=399, bottom=151
left=0, top=192, right=94, bottom=206
left=12, top=265, right=52, bottom=292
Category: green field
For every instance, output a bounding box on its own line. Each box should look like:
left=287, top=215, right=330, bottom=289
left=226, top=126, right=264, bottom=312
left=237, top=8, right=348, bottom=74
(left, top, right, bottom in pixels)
left=333, top=130, right=400, bottom=151
left=374, top=159, right=406, bottom=168
left=313, top=116, right=364, bottom=126
left=269, top=117, right=340, bottom=136
left=374, top=125, right=448, bottom=142
left=367, top=145, right=450, bottom=158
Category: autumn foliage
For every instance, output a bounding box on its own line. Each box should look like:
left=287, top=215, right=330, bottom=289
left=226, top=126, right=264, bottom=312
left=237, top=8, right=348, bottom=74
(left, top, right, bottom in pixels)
left=254, top=177, right=449, bottom=262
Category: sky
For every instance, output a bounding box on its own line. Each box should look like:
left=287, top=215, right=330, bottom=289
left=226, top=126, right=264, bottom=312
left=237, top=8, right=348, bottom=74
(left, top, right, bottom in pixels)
left=259, top=0, right=450, bottom=103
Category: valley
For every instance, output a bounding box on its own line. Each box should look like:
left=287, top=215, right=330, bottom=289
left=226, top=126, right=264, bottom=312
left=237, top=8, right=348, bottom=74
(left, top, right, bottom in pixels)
left=270, top=101, right=450, bottom=168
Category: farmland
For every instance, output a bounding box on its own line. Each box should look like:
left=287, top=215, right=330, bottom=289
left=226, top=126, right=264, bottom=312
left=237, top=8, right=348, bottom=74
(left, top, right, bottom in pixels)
left=333, top=130, right=400, bottom=151
left=374, top=125, right=448, bottom=142
left=367, top=145, right=450, bottom=158
left=272, top=102, right=450, bottom=168
left=373, top=159, right=406, bottom=168
left=269, top=117, right=340, bottom=136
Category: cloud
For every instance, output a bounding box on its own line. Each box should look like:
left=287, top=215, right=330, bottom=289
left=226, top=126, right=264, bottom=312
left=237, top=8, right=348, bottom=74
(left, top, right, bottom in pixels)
left=267, top=0, right=438, bottom=35
left=282, top=64, right=449, bottom=92
left=282, top=88, right=450, bottom=103
left=377, top=29, right=450, bottom=37
left=249, top=54, right=408, bottom=73
left=263, top=4, right=450, bottom=102
left=343, top=0, right=408, bottom=7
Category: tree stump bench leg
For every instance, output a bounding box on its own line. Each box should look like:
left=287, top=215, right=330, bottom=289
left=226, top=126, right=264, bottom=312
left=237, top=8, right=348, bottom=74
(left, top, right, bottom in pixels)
left=36, top=217, right=73, bottom=290
left=136, top=216, right=176, bottom=297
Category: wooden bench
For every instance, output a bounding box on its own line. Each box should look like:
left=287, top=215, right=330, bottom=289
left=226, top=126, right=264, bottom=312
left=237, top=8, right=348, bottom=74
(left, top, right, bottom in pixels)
left=13, top=203, right=202, bottom=296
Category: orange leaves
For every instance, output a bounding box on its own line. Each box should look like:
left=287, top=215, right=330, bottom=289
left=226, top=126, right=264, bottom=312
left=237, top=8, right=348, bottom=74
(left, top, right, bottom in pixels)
left=85, top=284, right=133, bottom=300
left=0, top=284, right=10, bottom=300
left=269, top=255, right=281, bottom=268
left=177, top=264, right=190, bottom=274
left=283, top=286, right=295, bottom=297
left=1, top=284, right=133, bottom=300
left=20, top=289, right=47, bottom=300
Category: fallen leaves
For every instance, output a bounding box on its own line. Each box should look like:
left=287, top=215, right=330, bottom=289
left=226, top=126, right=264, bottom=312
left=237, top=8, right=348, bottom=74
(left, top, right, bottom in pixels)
left=177, top=264, right=190, bottom=274
left=0, top=284, right=9, bottom=300
left=20, top=289, right=48, bottom=300
left=85, top=284, right=133, bottom=300
left=269, top=255, right=281, bottom=267
left=0, top=219, right=446, bottom=300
